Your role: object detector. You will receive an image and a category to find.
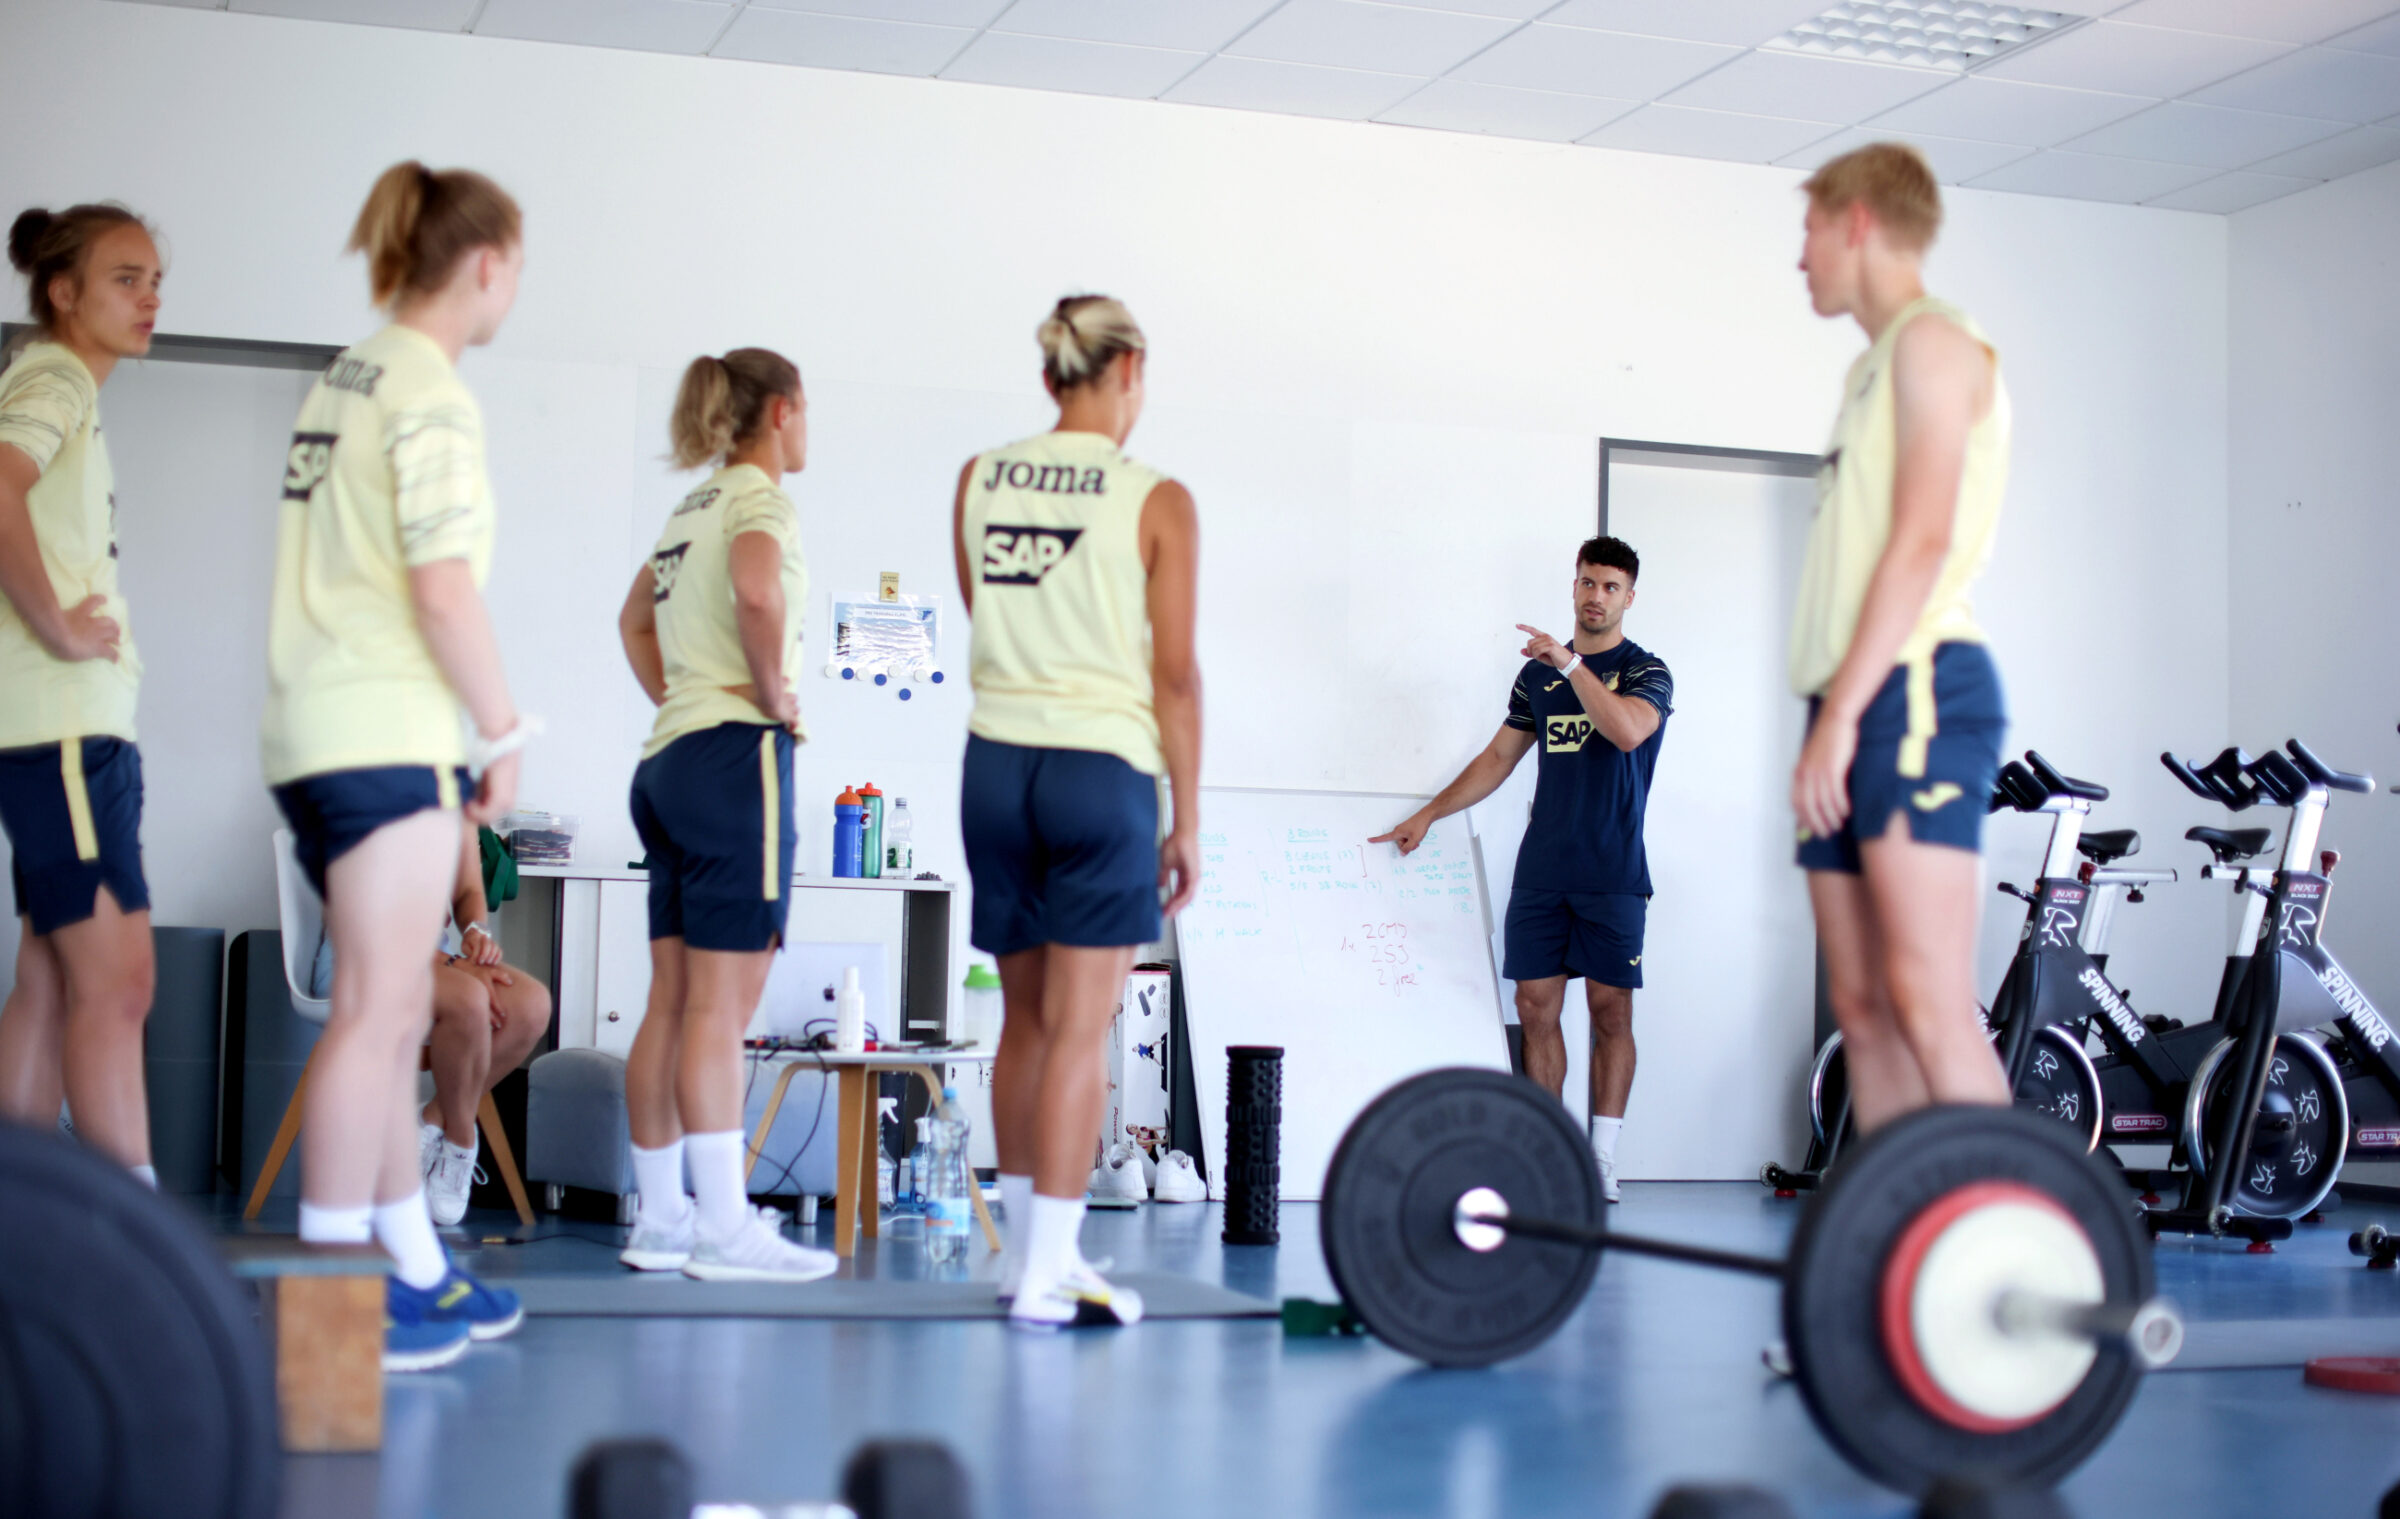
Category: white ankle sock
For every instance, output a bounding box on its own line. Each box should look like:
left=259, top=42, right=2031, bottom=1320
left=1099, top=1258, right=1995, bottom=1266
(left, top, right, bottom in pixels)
left=631, top=1138, right=691, bottom=1224
left=1022, top=1193, right=1087, bottom=1292
left=687, top=1130, right=749, bottom=1243
left=372, top=1192, right=451, bottom=1289
left=1590, top=1116, right=1623, bottom=1164
left=298, top=1202, right=373, bottom=1245
left=129, top=1164, right=157, bottom=1189
left=998, top=1173, right=1032, bottom=1281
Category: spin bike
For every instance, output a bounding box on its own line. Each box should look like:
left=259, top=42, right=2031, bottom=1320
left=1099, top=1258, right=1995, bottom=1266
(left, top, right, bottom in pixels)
left=1766, top=752, right=2176, bottom=1191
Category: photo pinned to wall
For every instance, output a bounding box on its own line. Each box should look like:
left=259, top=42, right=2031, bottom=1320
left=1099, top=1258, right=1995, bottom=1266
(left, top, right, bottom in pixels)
left=826, top=593, right=944, bottom=697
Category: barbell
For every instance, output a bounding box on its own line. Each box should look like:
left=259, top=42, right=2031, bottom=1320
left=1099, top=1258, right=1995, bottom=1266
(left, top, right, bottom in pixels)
left=1319, top=1068, right=2181, bottom=1496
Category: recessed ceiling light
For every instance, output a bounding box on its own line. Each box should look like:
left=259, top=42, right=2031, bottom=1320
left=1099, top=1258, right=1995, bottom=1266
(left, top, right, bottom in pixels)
left=1767, top=2, right=2087, bottom=72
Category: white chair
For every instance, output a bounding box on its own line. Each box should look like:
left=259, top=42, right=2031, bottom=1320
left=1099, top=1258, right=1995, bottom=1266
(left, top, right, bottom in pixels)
left=245, top=830, right=535, bottom=1224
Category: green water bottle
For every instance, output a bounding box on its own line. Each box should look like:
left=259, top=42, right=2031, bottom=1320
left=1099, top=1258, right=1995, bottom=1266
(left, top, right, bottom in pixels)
left=858, top=783, right=885, bottom=879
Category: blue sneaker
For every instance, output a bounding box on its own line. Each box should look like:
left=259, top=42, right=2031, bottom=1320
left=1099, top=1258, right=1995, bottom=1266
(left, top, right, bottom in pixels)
left=384, top=1279, right=472, bottom=1372
left=397, top=1264, right=525, bottom=1343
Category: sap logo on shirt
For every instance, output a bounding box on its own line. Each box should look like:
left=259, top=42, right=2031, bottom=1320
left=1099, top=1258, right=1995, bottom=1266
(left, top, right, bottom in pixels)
left=282, top=432, right=338, bottom=501
left=981, top=458, right=1107, bottom=495
left=1545, top=715, right=1592, bottom=754
left=981, top=525, right=1084, bottom=586
left=650, top=542, right=690, bottom=602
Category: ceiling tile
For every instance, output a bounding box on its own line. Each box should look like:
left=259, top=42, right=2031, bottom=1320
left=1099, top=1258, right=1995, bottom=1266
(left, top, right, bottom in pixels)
left=1964, top=149, right=2216, bottom=203
left=1541, top=0, right=1829, bottom=46
left=2242, top=120, right=2400, bottom=176
left=746, top=0, right=1007, bottom=24
left=1224, top=0, right=1517, bottom=76
left=2062, top=100, right=2348, bottom=168
left=1451, top=24, right=1740, bottom=99
left=1163, top=55, right=1427, bottom=120
left=941, top=31, right=1202, bottom=97
left=231, top=0, right=477, bottom=28
left=1375, top=78, right=1635, bottom=141
left=2143, top=169, right=2322, bottom=211
left=1584, top=103, right=1839, bottom=163
left=1977, top=20, right=2292, bottom=96
left=475, top=0, right=731, bottom=54
left=1662, top=49, right=1947, bottom=123
left=1869, top=76, right=2153, bottom=146
left=1777, top=126, right=2036, bottom=184
left=712, top=8, right=972, bottom=72
left=985, top=0, right=1279, bottom=53
left=2327, top=11, right=2400, bottom=55
left=2103, top=0, right=2400, bottom=46
left=1373, top=0, right=1554, bottom=17
left=2190, top=45, right=2400, bottom=122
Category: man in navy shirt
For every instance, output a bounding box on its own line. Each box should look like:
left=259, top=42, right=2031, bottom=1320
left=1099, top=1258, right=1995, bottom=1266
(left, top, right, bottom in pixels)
left=1373, top=537, right=1671, bottom=1200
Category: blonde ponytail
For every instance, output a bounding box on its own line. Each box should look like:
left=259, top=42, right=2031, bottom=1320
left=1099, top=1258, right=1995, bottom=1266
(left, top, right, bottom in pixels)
left=1037, top=295, right=1144, bottom=393
left=347, top=160, right=521, bottom=308
left=668, top=347, right=801, bottom=469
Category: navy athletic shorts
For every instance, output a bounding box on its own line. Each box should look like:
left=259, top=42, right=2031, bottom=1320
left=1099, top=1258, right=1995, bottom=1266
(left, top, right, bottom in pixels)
left=961, top=734, right=1160, bottom=956
left=273, top=764, right=472, bottom=898
left=1502, top=888, right=1646, bottom=988
left=0, top=737, right=149, bottom=934
left=1796, top=641, right=2006, bottom=875
left=630, top=722, right=796, bottom=953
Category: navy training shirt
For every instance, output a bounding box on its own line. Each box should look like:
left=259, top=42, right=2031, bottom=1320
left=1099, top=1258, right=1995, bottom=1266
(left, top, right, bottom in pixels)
left=1504, top=638, right=1673, bottom=895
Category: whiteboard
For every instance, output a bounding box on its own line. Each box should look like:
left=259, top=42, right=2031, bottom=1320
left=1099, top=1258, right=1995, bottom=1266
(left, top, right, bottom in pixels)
left=1177, top=787, right=1511, bottom=1201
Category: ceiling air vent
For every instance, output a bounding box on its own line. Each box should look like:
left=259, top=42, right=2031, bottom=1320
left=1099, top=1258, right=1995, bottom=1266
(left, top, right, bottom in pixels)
left=1767, top=2, right=2087, bottom=72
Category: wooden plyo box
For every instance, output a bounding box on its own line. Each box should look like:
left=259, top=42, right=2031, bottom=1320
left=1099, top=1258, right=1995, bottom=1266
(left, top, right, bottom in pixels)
left=219, top=1237, right=391, bottom=1452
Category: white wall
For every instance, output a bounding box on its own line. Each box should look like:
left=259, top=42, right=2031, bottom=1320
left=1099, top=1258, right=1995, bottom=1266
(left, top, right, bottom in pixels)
left=0, top=0, right=2234, bottom=1062
left=2227, top=160, right=2400, bottom=1006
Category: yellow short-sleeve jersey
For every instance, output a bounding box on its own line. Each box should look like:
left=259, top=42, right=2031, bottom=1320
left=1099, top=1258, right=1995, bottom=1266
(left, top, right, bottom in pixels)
left=261, top=324, right=496, bottom=784
left=962, top=430, right=1166, bottom=776
left=0, top=341, right=141, bottom=748
left=1788, top=296, right=2011, bottom=698
left=642, top=463, right=809, bottom=758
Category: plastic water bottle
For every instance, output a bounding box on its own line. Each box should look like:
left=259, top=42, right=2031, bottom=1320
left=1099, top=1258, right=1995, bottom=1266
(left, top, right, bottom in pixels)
left=925, top=1086, right=973, bottom=1265
left=833, top=785, right=864, bottom=877
left=883, top=797, right=914, bottom=877
left=834, top=965, right=866, bottom=1053
left=960, top=961, right=1002, bottom=1049
left=858, top=783, right=885, bottom=879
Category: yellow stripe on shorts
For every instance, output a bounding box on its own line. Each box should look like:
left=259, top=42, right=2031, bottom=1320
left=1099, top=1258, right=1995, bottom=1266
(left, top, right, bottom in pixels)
left=436, top=767, right=461, bottom=811
left=1897, top=653, right=1937, bottom=780
left=758, top=731, right=780, bottom=902
left=59, top=741, right=99, bottom=862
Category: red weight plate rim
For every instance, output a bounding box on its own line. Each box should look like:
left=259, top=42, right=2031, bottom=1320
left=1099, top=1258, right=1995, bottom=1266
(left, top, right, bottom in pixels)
left=2304, top=1357, right=2400, bottom=1395
left=1878, top=1179, right=2088, bottom=1435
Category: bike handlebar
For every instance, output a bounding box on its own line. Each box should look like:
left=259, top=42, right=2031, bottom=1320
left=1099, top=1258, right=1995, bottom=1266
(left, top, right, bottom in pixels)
left=2025, top=750, right=2108, bottom=803
left=2286, top=738, right=2374, bottom=794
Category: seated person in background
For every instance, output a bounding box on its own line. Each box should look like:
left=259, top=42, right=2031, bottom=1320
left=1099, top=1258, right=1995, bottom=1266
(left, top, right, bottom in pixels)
left=313, top=819, right=551, bottom=1224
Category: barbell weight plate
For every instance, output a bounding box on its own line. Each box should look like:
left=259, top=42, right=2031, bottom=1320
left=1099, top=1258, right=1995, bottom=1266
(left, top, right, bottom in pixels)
left=1319, top=1067, right=1602, bottom=1368
left=1783, top=1106, right=2151, bottom=1497
left=0, top=1125, right=278, bottom=1519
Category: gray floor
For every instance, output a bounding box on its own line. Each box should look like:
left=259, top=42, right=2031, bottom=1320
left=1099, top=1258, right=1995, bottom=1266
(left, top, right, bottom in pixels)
left=224, top=1186, right=2400, bottom=1519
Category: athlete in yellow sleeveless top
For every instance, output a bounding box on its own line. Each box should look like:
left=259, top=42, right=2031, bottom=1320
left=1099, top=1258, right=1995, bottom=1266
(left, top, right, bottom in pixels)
left=0, top=204, right=162, bottom=1183
left=615, top=348, right=834, bottom=1286
left=1787, top=144, right=2013, bottom=1128
left=954, top=295, right=1201, bottom=1331
left=265, top=164, right=531, bottom=1373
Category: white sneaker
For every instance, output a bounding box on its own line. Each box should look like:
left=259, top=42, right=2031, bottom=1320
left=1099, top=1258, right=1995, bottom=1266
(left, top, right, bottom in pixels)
left=426, top=1133, right=480, bottom=1227
left=417, top=1120, right=444, bottom=1181
left=999, top=1248, right=1114, bottom=1304
left=1008, top=1259, right=1144, bottom=1329
left=1088, top=1142, right=1149, bottom=1202
left=619, top=1200, right=696, bottom=1271
left=683, top=1206, right=839, bottom=1284
left=1599, top=1152, right=1622, bottom=1204
left=1153, top=1150, right=1206, bottom=1203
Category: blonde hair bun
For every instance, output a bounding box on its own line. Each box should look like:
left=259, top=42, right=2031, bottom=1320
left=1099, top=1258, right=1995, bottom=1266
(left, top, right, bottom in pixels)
left=1038, top=295, right=1144, bottom=393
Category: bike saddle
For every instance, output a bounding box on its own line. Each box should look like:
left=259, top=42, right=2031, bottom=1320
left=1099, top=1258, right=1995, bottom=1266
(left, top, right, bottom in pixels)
left=2075, top=829, right=2140, bottom=866
left=2185, top=826, right=2271, bottom=864
left=2024, top=750, right=2108, bottom=802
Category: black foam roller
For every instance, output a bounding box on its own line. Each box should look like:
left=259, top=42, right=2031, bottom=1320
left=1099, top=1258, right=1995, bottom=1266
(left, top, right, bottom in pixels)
left=1223, top=1046, right=1283, bottom=1245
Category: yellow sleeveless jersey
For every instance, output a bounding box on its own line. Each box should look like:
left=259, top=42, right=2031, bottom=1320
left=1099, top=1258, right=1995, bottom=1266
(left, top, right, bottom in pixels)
left=963, top=430, right=1167, bottom=776
left=1788, top=295, right=2010, bottom=698
left=262, top=324, right=495, bottom=784
left=0, top=342, right=140, bottom=748
left=641, top=463, right=808, bottom=759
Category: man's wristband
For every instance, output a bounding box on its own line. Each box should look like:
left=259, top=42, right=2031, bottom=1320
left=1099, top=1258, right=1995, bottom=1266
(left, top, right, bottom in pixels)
left=1559, top=653, right=1583, bottom=679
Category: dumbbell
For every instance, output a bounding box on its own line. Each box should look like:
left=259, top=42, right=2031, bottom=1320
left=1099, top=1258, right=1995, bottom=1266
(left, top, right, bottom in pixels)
left=1319, top=1069, right=2182, bottom=1497
left=568, top=1436, right=969, bottom=1519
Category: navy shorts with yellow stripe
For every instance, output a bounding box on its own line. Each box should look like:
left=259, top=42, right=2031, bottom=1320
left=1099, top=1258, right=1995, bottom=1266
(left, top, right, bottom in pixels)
left=962, top=734, right=1160, bottom=956
left=631, top=722, right=795, bottom=953
left=0, top=737, right=149, bottom=935
left=1797, top=641, right=2006, bottom=875
left=1503, top=888, right=1647, bottom=988
left=273, top=764, right=472, bottom=898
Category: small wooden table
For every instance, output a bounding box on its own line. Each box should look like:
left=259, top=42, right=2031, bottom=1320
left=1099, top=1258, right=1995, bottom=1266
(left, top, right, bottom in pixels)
left=743, top=1048, right=1001, bottom=1258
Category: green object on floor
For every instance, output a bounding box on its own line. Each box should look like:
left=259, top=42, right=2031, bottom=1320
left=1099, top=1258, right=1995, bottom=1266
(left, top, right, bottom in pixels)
left=1282, top=1298, right=1368, bottom=1338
